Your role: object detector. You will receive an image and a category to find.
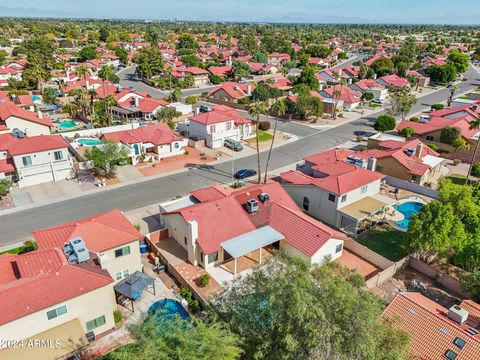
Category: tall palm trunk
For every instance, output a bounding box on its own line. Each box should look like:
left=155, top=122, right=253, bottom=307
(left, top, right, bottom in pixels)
left=263, top=117, right=278, bottom=183
left=466, top=140, right=480, bottom=184
left=255, top=114, right=261, bottom=184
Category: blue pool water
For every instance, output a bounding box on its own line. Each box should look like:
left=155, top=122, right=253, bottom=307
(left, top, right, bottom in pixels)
left=32, top=95, right=41, bottom=101
left=148, top=299, right=190, bottom=320
left=394, top=201, right=423, bottom=229
left=77, top=138, right=101, bottom=146
left=58, top=120, right=78, bottom=129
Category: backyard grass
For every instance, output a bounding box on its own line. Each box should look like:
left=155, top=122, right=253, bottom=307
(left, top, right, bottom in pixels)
left=247, top=130, right=273, bottom=142
left=369, top=103, right=382, bottom=108
left=447, top=174, right=467, bottom=185
left=357, top=226, right=409, bottom=262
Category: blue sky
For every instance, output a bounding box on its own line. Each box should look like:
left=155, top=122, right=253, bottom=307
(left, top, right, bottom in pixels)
left=4, top=0, right=480, bottom=24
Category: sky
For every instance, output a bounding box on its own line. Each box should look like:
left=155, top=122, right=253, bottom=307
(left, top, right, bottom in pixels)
left=2, top=0, right=480, bottom=24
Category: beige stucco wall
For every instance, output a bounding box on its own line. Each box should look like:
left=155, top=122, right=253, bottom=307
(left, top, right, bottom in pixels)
left=98, top=240, right=143, bottom=282
left=0, top=283, right=116, bottom=347
left=4, top=116, right=51, bottom=136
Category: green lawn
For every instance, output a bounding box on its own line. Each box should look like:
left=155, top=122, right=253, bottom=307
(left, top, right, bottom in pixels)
left=369, top=103, right=382, bottom=108
left=247, top=130, right=273, bottom=142
left=0, top=241, right=37, bottom=255
left=447, top=174, right=467, bottom=185
left=357, top=226, right=409, bottom=262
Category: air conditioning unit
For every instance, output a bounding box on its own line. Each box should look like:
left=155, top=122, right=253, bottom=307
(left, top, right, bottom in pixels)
left=246, top=199, right=259, bottom=213
left=258, top=192, right=270, bottom=203
left=69, top=237, right=86, bottom=252
left=75, top=247, right=90, bottom=263
left=448, top=305, right=469, bottom=324
left=346, top=155, right=357, bottom=164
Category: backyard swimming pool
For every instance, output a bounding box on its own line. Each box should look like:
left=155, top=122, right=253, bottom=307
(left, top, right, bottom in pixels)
left=148, top=299, right=190, bottom=320
left=394, top=201, right=424, bottom=230
left=58, top=120, right=79, bottom=129
left=77, top=138, right=101, bottom=146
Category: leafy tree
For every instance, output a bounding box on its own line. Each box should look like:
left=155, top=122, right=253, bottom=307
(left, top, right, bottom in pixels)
left=102, top=316, right=242, bottom=360
left=232, top=61, right=250, bottom=80
left=361, top=91, right=374, bottom=102
left=447, top=85, right=460, bottom=107
left=18, top=240, right=37, bottom=255
left=447, top=50, right=469, bottom=74
left=78, top=46, right=98, bottom=62
left=62, top=103, right=78, bottom=117
left=440, top=126, right=461, bottom=145
left=252, top=51, right=268, bottom=63
left=371, top=57, right=394, bottom=76
left=252, top=83, right=274, bottom=102
left=181, top=54, right=202, bottom=68
left=388, top=88, right=417, bottom=120
left=134, top=46, right=165, bottom=79
left=427, top=63, right=457, bottom=84
left=398, top=127, right=414, bottom=139
left=84, top=140, right=129, bottom=178
left=114, top=47, right=129, bottom=64
left=157, top=107, right=180, bottom=130
left=461, top=272, right=480, bottom=303
left=214, top=254, right=410, bottom=360
left=176, top=34, right=198, bottom=50
left=0, top=50, right=7, bottom=65
left=374, top=115, right=396, bottom=132
left=42, top=87, right=57, bottom=104
left=337, top=51, right=348, bottom=60
left=452, top=137, right=470, bottom=152
left=295, top=65, right=319, bottom=90
left=170, top=88, right=181, bottom=102
left=185, top=96, right=198, bottom=105
left=209, top=74, right=224, bottom=84
left=471, top=163, right=480, bottom=178
left=304, top=44, right=331, bottom=58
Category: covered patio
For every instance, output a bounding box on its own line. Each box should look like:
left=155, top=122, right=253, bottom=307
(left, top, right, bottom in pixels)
left=220, top=226, right=283, bottom=276
left=339, top=196, right=388, bottom=232
left=114, top=271, right=156, bottom=313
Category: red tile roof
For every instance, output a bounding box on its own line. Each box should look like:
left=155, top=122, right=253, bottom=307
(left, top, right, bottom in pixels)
left=322, top=86, right=361, bottom=104
left=0, top=102, right=52, bottom=127
left=383, top=292, right=480, bottom=360
left=190, top=185, right=232, bottom=202
left=378, top=74, right=409, bottom=88
left=0, top=248, right=112, bottom=325
left=207, top=66, right=232, bottom=77
left=0, top=158, right=15, bottom=173
left=209, top=82, right=255, bottom=100
left=102, top=124, right=182, bottom=146
left=0, top=133, right=68, bottom=156
left=189, top=105, right=251, bottom=126
left=33, top=209, right=143, bottom=252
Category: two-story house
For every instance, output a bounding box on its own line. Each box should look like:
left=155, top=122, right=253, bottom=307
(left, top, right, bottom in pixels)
left=178, top=105, right=253, bottom=148
left=0, top=133, right=74, bottom=188
left=0, top=102, right=52, bottom=136
left=159, top=182, right=348, bottom=274
left=0, top=248, right=116, bottom=359
left=280, top=149, right=387, bottom=233
left=102, top=124, right=188, bottom=165
left=349, top=79, right=388, bottom=101
left=33, top=209, right=144, bottom=283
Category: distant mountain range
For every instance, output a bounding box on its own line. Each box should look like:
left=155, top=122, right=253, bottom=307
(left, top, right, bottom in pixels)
left=0, top=5, right=478, bottom=25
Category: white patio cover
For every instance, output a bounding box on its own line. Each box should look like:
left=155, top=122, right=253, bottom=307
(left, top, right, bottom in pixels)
left=220, top=226, right=284, bottom=259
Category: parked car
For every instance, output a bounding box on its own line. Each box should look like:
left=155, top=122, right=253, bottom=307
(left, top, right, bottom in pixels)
left=234, top=169, right=257, bottom=179
left=224, top=138, right=243, bottom=151
left=372, top=98, right=382, bottom=104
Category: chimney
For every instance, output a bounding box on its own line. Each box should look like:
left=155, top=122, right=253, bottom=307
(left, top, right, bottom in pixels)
left=367, top=157, right=377, bottom=171
left=338, top=69, right=342, bottom=77
left=187, top=220, right=199, bottom=266
left=373, top=73, right=377, bottom=80
left=134, top=96, right=139, bottom=107
left=228, top=55, right=232, bottom=66
left=247, top=85, right=252, bottom=96
left=37, top=111, right=43, bottom=119
left=86, top=80, right=90, bottom=89
left=415, top=142, right=424, bottom=157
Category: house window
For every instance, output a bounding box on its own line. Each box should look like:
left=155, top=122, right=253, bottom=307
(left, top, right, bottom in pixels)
left=328, top=193, right=336, bottom=202
left=184, top=237, right=187, bottom=245
left=115, top=271, right=123, bottom=281
left=208, top=251, right=218, bottom=264
left=200, top=252, right=204, bottom=264
left=114, top=246, right=130, bottom=258
left=377, top=165, right=384, bottom=172
left=115, top=269, right=130, bottom=280
left=53, top=150, right=63, bottom=161
left=360, top=185, right=368, bottom=194
left=22, top=156, right=32, bottom=167
left=341, top=195, right=347, bottom=203
left=335, top=244, right=343, bottom=253
left=303, top=197, right=310, bottom=211
left=86, top=315, right=106, bottom=332
left=174, top=142, right=180, bottom=149
left=209, top=125, right=216, bottom=133
left=426, top=135, right=434, bottom=141
left=453, top=338, right=466, bottom=350
left=411, top=175, right=421, bottom=183
left=123, top=269, right=129, bottom=278
left=445, top=350, right=457, bottom=360
left=46, top=305, right=67, bottom=320
left=226, top=121, right=232, bottom=130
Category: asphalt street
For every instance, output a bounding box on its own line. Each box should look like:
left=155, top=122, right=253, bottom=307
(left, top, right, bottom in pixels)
left=0, top=65, right=478, bottom=244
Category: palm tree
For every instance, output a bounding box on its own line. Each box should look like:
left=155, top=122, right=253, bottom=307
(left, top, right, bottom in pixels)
left=98, top=65, right=116, bottom=124
left=75, top=65, right=90, bottom=116
left=466, top=116, right=480, bottom=184
left=249, top=101, right=268, bottom=184
left=263, top=100, right=287, bottom=183
left=87, top=88, right=98, bottom=117
left=447, top=85, right=460, bottom=107
left=62, top=103, right=78, bottom=118
left=332, top=78, right=347, bottom=119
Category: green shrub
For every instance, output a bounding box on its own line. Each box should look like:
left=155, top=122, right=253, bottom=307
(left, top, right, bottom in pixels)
left=427, top=143, right=440, bottom=151
left=373, top=115, right=396, bottom=132
left=409, top=116, right=419, bottom=122
left=197, top=274, right=210, bottom=288
left=238, top=97, right=251, bottom=105
left=461, top=272, right=480, bottom=303
left=179, top=286, right=193, bottom=301
left=471, top=163, right=480, bottom=178
left=18, top=240, right=37, bottom=254
left=113, top=309, right=123, bottom=324
left=189, top=299, right=201, bottom=313
left=440, top=126, right=461, bottom=145
left=0, top=179, right=12, bottom=198
left=431, top=103, right=444, bottom=111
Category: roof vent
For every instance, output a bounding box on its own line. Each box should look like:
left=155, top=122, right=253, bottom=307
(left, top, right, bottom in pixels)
left=258, top=192, right=270, bottom=203
left=246, top=199, right=259, bottom=213
left=404, top=147, right=416, bottom=157
left=448, top=305, right=468, bottom=325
